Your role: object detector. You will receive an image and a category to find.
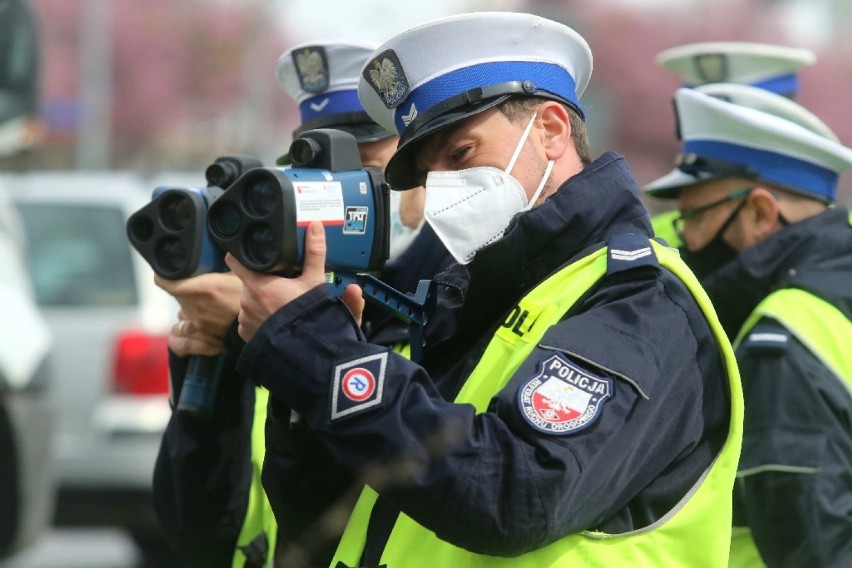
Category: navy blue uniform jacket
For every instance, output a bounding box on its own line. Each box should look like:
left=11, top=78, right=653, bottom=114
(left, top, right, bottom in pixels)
left=703, top=208, right=852, bottom=567
left=246, top=152, right=730, bottom=558
left=153, top=153, right=730, bottom=566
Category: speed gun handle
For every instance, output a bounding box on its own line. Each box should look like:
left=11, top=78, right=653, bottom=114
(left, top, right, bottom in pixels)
left=177, top=354, right=225, bottom=417
left=329, top=273, right=435, bottom=363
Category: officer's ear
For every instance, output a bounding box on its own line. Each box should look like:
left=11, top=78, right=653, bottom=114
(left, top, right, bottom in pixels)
left=537, top=101, right=572, bottom=161
left=745, top=187, right=784, bottom=240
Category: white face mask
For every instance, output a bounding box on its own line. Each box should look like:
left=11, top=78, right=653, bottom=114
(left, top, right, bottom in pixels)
left=423, top=112, right=555, bottom=265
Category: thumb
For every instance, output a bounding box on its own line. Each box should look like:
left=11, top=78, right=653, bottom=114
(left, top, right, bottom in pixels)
left=302, top=221, right=327, bottom=278
left=225, top=253, right=248, bottom=278
left=341, top=284, right=365, bottom=327
left=225, top=253, right=251, bottom=281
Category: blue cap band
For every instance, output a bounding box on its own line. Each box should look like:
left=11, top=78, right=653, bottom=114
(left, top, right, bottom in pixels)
left=393, top=61, right=581, bottom=135
left=300, top=89, right=364, bottom=124
left=751, top=73, right=799, bottom=97
left=685, top=73, right=800, bottom=97
left=683, top=139, right=838, bottom=201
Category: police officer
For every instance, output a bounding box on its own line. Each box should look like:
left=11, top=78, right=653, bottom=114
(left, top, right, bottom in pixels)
left=152, top=41, right=450, bottom=567
left=225, top=12, right=742, bottom=567
left=648, top=41, right=816, bottom=249
left=645, top=84, right=852, bottom=567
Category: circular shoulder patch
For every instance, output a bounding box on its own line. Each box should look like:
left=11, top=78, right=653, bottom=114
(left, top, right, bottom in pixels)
left=341, top=367, right=376, bottom=402
left=517, top=353, right=612, bottom=435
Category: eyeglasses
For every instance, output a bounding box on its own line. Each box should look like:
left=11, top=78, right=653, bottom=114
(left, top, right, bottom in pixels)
left=671, top=188, right=753, bottom=239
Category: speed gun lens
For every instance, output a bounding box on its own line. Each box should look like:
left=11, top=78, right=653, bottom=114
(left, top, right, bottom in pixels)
left=246, top=224, right=277, bottom=267
left=212, top=204, right=241, bottom=237
left=245, top=179, right=278, bottom=217
left=159, top=193, right=193, bottom=231
left=126, top=187, right=225, bottom=279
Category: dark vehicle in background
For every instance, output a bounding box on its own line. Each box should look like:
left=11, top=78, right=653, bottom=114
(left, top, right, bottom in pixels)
left=5, top=171, right=180, bottom=565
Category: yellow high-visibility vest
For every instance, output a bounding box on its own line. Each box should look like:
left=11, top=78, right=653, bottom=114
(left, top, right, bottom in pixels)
left=333, top=239, right=743, bottom=567
left=729, top=288, right=852, bottom=568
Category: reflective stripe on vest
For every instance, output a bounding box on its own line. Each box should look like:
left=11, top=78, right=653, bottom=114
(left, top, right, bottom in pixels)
left=332, top=240, right=743, bottom=567
left=728, top=288, right=852, bottom=568
left=232, top=386, right=277, bottom=568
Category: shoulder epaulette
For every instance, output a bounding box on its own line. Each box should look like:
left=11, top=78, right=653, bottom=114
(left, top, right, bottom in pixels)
left=741, top=320, right=791, bottom=354
left=606, top=233, right=660, bottom=276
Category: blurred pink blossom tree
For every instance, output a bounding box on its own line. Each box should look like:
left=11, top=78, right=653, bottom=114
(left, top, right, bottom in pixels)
left=529, top=0, right=852, bottom=206
left=33, top=0, right=295, bottom=169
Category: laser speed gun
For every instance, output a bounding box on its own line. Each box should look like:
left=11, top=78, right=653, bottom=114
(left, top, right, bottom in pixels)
left=207, top=129, right=434, bottom=361
left=126, top=155, right=261, bottom=418
left=126, top=155, right=263, bottom=279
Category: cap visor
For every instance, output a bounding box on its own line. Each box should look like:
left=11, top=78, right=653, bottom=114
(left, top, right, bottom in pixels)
left=281, top=122, right=395, bottom=165
left=385, top=95, right=512, bottom=190
left=295, top=119, right=394, bottom=143
left=644, top=168, right=722, bottom=198
left=339, top=122, right=396, bottom=143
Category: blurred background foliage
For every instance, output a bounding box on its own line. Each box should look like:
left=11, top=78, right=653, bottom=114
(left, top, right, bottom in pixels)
left=4, top=0, right=852, bottom=204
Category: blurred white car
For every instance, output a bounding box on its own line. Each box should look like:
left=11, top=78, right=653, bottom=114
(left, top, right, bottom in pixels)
left=4, top=171, right=180, bottom=561
left=0, top=178, right=54, bottom=559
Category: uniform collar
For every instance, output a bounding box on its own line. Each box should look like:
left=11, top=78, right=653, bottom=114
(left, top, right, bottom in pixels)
left=459, top=151, right=653, bottom=324
left=421, top=152, right=653, bottom=376
left=473, top=152, right=651, bottom=278
left=702, top=207, right=852, bottom=337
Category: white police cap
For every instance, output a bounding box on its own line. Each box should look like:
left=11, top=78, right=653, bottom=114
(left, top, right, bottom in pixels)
left=357, top=12, right=593, bottom=189
left=657, top=42, right=815, bottom=98
left=278, top=41, right=394, bottom=143
left=645, top=84, right=852, bottom=202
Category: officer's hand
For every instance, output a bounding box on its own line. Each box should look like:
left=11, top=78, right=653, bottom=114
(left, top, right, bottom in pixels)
left=227, top=221, right=329, bottom=341
left=167, top=311, right=225, bottom=357
left=155, top=272, right=243, bottom=357
left=155, top=272, right=243, bottom=333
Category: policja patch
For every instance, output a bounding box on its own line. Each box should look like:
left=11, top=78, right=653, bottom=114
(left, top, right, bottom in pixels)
left=518, top=353, right=612, bottom=435
left=331, top=352, right=387, bottom=421
left=292, top=45, right=329, bottom=93
left=693, top=53, right=728, bottom=83
left=363, top=49, right=409, bottom=109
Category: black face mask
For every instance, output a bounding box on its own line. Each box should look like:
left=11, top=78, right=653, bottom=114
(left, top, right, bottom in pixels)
left=680, top=199, right=748, bottom=280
